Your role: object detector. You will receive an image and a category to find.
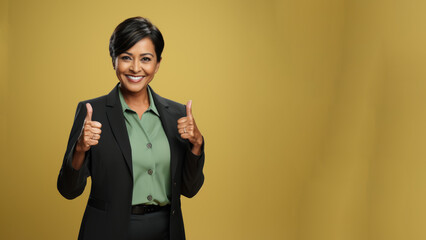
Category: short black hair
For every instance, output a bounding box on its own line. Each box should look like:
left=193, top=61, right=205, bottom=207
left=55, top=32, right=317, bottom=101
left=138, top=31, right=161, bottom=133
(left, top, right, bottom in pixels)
left=109, top=17, right=164, bottom=66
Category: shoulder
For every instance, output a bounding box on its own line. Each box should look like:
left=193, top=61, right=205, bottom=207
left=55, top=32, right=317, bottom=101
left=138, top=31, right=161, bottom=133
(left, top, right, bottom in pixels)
left=81, top=95, right=108, bottom=107
left=72, top=94, right=109, bottom=119
left=150, top=87, right=186, bottom=116
left=164, top=96, right=185, bottom=111
left=70, top=84, right=118, bottom=120
left=77, top=83, right=119, bottom=109
left=159, top=95, right=186, bottom=117
left=74, top=95, right=108, bottom=111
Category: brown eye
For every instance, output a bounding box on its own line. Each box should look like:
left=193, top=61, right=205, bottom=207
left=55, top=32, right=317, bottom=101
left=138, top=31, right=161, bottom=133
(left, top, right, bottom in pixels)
left=141, top=57, right=151, bottom=62
left=121, top=56, right=131, bottom=60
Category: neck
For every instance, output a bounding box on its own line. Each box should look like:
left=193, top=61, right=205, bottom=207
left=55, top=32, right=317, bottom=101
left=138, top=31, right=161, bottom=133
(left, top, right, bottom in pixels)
left=120, top=85, right=150, bottom=108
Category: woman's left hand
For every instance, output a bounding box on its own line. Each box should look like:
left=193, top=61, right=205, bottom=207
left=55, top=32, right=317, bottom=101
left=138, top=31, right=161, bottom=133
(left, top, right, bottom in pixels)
left=177, top=100, right=203, bottom=155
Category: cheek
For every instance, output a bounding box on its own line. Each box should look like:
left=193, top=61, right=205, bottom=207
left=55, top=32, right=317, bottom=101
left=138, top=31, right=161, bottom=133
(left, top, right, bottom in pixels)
left=144, top=65, right=156, bottom=75
left=149, top=63, right=160, bottom=74
left=116, top=64, right=127, bottom=75
left=115, top=68, right=126, bottom=81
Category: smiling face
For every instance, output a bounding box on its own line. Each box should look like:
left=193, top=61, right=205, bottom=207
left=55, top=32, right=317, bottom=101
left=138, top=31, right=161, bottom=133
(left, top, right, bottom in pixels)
left=114, top=37, right=161, bottom=95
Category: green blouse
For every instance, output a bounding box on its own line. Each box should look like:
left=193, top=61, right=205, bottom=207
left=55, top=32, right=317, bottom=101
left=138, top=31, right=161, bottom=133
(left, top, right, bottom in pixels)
left=119, top=86, right=171, bottom=206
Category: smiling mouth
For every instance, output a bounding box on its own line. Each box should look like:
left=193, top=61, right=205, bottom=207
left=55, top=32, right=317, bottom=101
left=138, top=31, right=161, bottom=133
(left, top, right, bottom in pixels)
left=126, top=75, right=144, bottom=83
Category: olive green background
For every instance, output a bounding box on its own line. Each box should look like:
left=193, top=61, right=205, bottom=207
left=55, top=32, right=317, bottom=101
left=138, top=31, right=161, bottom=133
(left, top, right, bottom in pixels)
left=1, top=0, right=426, bottom=239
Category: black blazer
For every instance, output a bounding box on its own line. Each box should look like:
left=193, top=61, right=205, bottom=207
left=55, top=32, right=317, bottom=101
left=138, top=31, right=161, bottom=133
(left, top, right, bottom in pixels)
left=57, top=84, right=205, bottom=240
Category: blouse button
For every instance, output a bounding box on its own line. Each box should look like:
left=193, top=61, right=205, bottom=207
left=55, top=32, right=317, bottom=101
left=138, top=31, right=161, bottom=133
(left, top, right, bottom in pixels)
left=148, top=169, right=153, bottom=175
left=147, top=195, right=152, bottom=201
left=146, top=143, right=152, bottom=149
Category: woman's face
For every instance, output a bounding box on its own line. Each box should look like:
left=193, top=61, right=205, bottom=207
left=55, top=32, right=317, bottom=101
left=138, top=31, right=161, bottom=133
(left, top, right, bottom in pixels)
left=115, top=37, right=161, bottom=95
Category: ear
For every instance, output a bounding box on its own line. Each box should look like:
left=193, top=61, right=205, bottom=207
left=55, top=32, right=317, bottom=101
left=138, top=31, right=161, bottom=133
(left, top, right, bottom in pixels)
left=112, top=58, right=117, bottom=70
left=154, top=57, right=162, bottom=73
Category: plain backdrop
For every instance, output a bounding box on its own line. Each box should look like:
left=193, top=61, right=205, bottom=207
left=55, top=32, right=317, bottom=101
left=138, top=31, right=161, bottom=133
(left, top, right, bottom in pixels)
left=1, top=0, right=426, bottom=239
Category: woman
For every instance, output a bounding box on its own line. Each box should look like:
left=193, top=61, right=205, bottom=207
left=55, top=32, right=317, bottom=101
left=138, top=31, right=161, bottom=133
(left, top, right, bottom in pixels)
left=57, top=17, right=205, bottom=240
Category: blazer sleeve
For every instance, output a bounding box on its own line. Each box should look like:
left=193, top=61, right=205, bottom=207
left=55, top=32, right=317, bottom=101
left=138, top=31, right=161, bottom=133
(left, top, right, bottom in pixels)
left=181, top=137, right=205, bottom=198
left=57, top=102, right=91, bottom=200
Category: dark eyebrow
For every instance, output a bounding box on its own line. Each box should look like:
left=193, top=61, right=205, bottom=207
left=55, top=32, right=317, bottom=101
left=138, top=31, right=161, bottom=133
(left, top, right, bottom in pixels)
left=123, top=52, right=154, bottom=57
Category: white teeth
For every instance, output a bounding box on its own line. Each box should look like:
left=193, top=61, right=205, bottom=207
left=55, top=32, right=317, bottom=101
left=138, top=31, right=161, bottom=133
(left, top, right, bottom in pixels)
left=127, top=75, right=143, bottom=80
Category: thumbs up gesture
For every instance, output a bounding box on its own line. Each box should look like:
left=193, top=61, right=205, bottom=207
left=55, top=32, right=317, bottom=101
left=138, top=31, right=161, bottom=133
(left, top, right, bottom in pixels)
left=177, top=100, right=203, bottom=155
left=76, top=103, right=102, bottom=153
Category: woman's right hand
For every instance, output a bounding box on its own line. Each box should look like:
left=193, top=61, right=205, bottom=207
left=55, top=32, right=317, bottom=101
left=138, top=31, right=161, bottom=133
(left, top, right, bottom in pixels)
left=76, top=103, right=102, bottom=153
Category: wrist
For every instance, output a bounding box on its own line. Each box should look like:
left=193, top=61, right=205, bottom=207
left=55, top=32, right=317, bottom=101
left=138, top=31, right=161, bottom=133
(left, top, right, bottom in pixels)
left=75, top=138, right=87, bottom=153
left=193, top=135, right=203, bottom=148
left=191, top=145, right=201, bottom=156
left=191, top=136, right=203, bottom=156
left=72, top=146, right=86, bottom=170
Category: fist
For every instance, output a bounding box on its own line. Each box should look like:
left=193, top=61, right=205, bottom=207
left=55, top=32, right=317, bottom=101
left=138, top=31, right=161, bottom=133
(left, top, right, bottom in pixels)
left=76, top=103, right=102, bottom=152
left=177, top=100, right=203, bottom=150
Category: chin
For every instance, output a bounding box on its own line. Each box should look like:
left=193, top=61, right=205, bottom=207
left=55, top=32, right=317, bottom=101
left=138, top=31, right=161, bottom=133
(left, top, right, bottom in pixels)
left=122, top=82, right=148, bottom=94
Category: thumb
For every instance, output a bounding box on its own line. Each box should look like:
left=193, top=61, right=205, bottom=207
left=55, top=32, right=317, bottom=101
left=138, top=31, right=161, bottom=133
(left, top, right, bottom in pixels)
left=85, top=103, right=93, bottom=121
left=186, top=100, right=192, bottom=118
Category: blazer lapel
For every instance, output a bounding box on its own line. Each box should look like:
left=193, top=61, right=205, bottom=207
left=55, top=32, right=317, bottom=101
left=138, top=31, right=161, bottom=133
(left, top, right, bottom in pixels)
left=104, top=84, right=179, bottom=179
left=149, top=85, right=179, bottom=179
left=106, top=84, right=133, bottom=176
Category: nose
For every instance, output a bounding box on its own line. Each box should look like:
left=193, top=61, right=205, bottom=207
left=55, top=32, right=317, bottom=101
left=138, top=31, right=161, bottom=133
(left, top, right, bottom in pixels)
left=129, top=59, right=142, bottom=73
